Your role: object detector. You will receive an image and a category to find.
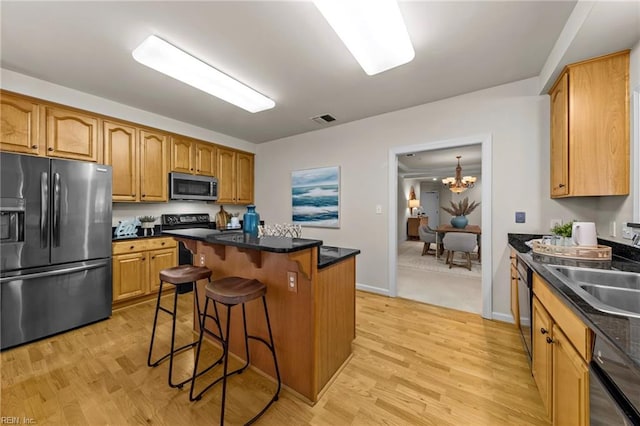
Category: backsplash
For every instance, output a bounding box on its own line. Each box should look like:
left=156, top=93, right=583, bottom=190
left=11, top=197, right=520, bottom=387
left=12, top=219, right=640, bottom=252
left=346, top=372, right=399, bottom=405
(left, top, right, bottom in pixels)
left=112, top=202, right=246, bottom=226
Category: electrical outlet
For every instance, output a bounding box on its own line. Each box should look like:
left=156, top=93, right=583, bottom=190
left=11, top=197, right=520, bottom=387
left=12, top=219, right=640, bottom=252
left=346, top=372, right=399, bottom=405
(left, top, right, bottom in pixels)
left=376, top=205, right=382, bottom=214
left=622, top=225, right=634, bottom=239
left=198, top=253, right=206, bottom=266
left=287, top=271, right=297, bottom=293
left=610, top=221, right=617, bottom=237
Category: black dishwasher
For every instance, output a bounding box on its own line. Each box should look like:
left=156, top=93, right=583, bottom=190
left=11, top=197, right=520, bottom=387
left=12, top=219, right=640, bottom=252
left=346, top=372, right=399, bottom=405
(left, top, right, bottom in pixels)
left=590, top=335, right=640, bottom=425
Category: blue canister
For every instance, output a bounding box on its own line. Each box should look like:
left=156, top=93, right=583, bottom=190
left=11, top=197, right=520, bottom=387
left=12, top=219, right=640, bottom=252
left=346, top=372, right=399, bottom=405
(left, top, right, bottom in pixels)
left=243, top=205, right=260, bottom=237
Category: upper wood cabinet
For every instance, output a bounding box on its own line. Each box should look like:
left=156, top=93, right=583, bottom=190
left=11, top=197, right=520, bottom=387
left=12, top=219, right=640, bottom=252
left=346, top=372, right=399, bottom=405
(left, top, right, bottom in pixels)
left=549, top=50, right=629, bottom=198
left=140, top=129, right=168, bottom=202
left=44, top=105, right=101, bottom=162
left=217, top=147, right=254, bottom=204
left=170, top=136, right=216, bottom=176
left=0, top=92, right=41, bottom=156
left=104, top=120, right=138, bottom=202
left=104, top=122, right=168, bottom=203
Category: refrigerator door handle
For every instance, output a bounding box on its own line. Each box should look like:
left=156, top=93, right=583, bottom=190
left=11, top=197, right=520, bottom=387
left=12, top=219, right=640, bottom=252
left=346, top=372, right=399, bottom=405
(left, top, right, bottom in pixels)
left=40, top=171, right=49, bottom=248
left=53, top=172, right=61, bottom=247
left=0, top=262, right=105, bottom=283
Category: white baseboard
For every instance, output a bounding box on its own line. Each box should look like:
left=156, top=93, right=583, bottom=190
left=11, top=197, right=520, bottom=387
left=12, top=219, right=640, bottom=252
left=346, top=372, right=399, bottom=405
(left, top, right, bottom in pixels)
left=492, top=311, right=515, bottom=324
left=355, top=283, right=390, bottom=296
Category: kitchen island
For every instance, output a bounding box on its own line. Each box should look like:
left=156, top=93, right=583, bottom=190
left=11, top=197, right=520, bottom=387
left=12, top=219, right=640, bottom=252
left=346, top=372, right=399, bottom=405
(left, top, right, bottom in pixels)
left=162, top=229, right=360, bottom=404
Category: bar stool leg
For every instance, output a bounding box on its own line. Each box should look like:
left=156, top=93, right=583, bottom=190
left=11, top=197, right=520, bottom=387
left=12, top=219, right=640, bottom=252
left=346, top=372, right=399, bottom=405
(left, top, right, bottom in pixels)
left=167, top=284, right=180, bottom=388
left=220, top=304, right=233, bottom=425
left=147, top=281, right=165, bottom=367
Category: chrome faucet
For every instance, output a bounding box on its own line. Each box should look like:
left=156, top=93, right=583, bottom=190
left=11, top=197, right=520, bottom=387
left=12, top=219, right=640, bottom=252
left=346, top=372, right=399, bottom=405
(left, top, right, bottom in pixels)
left=632, top=232, right=640, bottom=248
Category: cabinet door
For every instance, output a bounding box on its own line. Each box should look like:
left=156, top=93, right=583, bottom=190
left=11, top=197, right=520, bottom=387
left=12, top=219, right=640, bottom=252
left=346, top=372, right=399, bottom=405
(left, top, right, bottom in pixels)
left=170, top=136, right=194, bottom=174
left=140, top=129, right=168, bottom=202
left=550, top=72, right=569, bottom=197
left=552, top=325, right=589, bottom=426
left=104, top=120, right=138, bottom=202
left=113, top=252, right=148, bottom=302
left=532, top=297, right=553, bottom=420
left=0, top=92, right=42, bottom=156
left=195, top=142, right=216, bottom=176
left=217, top=147, right=236, bottom=203
left=44, top=106, right=100, bottom=162
left=148, top=247, right=177, bottom=293
left=235, top=152, right=254, bottom=204
left=569, top=52, right=629, bottom=196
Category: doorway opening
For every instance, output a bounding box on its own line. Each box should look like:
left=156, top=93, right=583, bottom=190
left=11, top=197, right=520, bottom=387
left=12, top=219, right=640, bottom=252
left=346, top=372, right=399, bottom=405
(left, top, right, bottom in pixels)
left=388, top=134, right=492, bottom=319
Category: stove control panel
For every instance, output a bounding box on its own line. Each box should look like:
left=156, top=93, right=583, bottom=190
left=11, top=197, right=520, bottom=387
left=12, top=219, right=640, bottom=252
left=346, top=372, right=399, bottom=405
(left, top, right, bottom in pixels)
left=162, top=214, right=210, bottom=226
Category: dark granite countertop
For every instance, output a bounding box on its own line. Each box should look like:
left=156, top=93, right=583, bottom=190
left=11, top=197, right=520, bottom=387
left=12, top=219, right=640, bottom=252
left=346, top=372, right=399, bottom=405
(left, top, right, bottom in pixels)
left=318, top=246, right=361, bottom=269
left=161, top=229, right=360, bottom=268
left=508, top=233, right=640, bottom=375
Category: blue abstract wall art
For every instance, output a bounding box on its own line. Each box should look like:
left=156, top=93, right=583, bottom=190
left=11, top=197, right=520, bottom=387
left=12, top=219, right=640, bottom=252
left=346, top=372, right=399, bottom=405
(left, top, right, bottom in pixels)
left=291, top=166, right=340, bottom=228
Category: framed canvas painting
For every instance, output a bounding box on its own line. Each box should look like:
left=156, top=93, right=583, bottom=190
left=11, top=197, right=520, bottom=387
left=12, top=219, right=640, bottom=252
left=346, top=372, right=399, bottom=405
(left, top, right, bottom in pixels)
left=291, top=166, right=340, bottom=228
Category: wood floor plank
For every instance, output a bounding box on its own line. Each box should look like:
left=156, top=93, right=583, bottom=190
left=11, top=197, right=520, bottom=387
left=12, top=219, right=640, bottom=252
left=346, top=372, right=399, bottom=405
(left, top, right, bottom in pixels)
left=1, top=291, right=549, bottom=425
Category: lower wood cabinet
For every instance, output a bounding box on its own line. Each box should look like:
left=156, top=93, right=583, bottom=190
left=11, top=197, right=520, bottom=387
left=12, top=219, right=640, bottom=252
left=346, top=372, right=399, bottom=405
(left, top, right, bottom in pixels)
left=532, top=274, right=592, bottom=425
left=112, top=237, right=177, bottom=307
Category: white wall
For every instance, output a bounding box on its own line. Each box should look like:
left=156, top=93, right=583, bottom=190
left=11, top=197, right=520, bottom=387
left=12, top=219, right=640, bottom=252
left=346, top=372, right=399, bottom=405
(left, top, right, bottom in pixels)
left=254, top=72, right=629, bottom=319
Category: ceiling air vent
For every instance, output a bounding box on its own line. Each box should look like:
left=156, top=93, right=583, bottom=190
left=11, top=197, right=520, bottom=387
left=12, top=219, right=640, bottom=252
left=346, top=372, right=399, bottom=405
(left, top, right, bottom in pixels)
left=311, top=114, right=337, bottom=125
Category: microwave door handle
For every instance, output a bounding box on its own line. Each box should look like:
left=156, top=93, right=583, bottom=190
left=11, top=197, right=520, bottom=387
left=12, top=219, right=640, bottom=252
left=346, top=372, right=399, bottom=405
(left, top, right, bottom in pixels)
left=53, top=172, right=61, bottom=247
left=40, top=171, right=49, bottom=248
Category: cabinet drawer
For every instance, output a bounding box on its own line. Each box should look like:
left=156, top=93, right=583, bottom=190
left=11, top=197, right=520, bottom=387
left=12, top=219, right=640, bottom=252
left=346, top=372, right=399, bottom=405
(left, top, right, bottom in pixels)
left=112, top=238, right=176, bottom=255
left=146, top=238, right=177, bottom=251
left=533, top=273, right=593, bottom=361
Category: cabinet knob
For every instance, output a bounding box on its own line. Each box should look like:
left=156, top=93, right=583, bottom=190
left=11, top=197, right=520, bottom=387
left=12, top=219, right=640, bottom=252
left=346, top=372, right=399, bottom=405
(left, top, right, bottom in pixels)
left=558, top=184, right=565, bottom=188
left=130, top=246, right=134, bottom=249
left=31, top=144, right=38, bottom=149
left=540, top=328, right=548, bottom=335
left=48, top=147, right=54, bottom=151
left=190, top=168, right=193, bottom=171
left=546, top=336, right=554, bottom=344
left=161, top=242, right=165, bottom=245
left=131, top=194, right=135, bottom=197
left=142, top=194, right=146, bottom=197
left=142, top=257, right=146, bottom=261
left=151, top=256, right=155, bottom=259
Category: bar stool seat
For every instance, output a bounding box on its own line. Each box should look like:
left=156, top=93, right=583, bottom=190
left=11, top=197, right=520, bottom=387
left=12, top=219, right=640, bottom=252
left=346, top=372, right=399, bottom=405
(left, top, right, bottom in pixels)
left=147, top=264, right=212, bottom=389
left=190, top=276, right=281, bottom=425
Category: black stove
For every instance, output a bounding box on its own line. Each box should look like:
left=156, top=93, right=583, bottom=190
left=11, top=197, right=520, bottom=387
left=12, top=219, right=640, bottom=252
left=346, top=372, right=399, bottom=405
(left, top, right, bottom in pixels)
left=161, top=213, right=212, bottom=230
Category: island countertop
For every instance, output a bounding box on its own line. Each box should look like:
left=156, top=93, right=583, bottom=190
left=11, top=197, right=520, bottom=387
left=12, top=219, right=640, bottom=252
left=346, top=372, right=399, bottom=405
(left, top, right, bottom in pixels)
left=161, top=228, right=360, bottom=268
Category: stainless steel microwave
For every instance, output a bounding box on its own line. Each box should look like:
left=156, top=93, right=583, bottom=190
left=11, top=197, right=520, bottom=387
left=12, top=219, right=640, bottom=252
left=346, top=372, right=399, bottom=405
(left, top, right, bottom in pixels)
left=169, top=173, right=218, bottom=201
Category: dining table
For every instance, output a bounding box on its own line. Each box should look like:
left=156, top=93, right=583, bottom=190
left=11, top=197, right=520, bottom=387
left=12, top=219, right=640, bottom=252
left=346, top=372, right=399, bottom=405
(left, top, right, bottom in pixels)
left=435, top=224, right=482, bottom=261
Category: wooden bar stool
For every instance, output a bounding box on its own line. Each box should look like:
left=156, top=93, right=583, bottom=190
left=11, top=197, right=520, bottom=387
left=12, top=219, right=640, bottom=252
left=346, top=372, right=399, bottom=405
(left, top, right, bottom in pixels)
left=147, top=264, right=212, bottom=389
left=189, top=276, right=281, bottom=425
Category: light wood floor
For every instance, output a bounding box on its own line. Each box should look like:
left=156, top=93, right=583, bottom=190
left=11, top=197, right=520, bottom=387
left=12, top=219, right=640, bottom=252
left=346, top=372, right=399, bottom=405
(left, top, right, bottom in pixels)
left=1, top=291, right=549, bottom=425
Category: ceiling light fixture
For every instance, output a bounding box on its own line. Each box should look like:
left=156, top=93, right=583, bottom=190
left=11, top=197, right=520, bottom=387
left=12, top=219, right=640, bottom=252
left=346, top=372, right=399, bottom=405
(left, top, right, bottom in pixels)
left=442, top=156, right=477, bottom=193
left=132, top=35, right=275, bottom=113
left=313, top=0, right=415, bottom=75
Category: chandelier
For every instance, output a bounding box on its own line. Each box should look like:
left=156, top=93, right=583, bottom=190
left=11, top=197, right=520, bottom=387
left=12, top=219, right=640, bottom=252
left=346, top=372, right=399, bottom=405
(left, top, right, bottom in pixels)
left=442, top=156, right=477, bottom=193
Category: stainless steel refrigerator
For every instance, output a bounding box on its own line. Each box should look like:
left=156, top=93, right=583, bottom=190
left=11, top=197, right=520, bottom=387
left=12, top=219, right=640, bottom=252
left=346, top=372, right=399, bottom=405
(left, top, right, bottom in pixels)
left=0, top=152, right=113, bottom=350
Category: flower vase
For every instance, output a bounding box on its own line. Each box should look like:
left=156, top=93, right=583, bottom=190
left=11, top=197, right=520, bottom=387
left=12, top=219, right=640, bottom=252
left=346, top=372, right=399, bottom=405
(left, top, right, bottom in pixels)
left=450, top=215, right=468, bottom=229
left=243, top=205, right=260, bottom=237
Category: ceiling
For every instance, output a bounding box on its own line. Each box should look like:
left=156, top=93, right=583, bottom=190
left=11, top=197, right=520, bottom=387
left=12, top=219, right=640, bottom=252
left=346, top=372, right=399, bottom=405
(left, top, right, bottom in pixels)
left=1, top=2, right=637, bottom=150
left=398, top=145, right=482, bottom=182
left=1, top=0, right=579, bottom=144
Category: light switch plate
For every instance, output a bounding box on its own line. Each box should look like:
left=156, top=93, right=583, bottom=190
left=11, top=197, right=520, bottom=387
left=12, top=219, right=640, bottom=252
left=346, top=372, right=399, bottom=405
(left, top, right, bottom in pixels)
left=515, top=212, right=526, bottom=224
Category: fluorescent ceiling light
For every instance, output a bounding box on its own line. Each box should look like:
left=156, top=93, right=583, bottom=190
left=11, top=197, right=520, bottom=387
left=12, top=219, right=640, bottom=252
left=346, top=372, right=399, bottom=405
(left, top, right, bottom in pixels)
left=313, top=0, right=415, bottom=75
left=132, top=35, right=275, bottom=113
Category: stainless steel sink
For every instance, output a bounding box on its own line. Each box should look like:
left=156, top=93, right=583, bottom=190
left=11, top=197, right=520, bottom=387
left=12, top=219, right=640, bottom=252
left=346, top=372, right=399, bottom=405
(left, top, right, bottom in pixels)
left=543, top=265, right=640, bottom=318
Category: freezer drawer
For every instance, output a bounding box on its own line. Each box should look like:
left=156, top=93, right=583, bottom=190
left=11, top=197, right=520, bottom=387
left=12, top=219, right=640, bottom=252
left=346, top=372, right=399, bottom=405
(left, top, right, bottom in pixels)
left=0, top=259, right=112, bottom=350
